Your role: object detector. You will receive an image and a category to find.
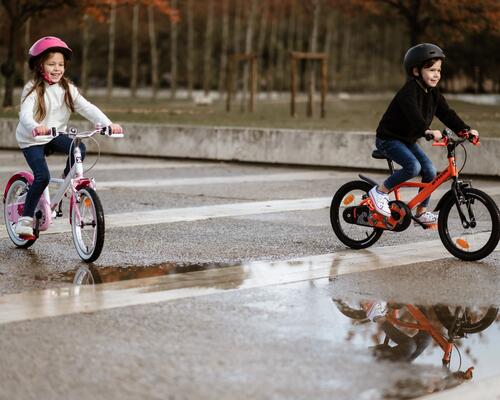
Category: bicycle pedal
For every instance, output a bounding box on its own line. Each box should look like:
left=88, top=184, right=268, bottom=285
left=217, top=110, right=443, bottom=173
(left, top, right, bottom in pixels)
left=56, top=211, right=63, bottom=217
left=19, top=233, right=37, bottom=241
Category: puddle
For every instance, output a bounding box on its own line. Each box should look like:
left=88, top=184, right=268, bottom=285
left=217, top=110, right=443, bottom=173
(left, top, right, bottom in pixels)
left=330, top=296, right=500, bottom=398
left=46, top=261, right=235, bottom=285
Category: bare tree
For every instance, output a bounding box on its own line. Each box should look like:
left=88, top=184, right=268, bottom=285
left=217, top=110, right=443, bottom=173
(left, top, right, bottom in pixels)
left=1, top=0, right=76, bottom=107
left=218, top=0, right=229, bottom=95
left=106, top=0, right=117, bottom=100
left=130, top=2, right=140, bottom=97
left=186, top=0, right=194, bottom=98
left=241, top=0, right=257, bottom=111
left=147, top=3, right=159, bottom=99
left=80, top=13, right=91, bottom=95
left=203, top=0, right=214, bottom=96
left=169, top=0, right=178, bottom=98
left=23, top=17, right=31, bottom=84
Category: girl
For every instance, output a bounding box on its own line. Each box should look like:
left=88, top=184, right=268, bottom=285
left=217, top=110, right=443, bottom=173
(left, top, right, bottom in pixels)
left=15, top=36, right=123, bottom=239
left=368, top=43, right=478, bottom=227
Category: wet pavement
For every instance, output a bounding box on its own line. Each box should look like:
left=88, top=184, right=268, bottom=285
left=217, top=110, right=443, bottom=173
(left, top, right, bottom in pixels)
left=0, top=149, right=499, bottom=399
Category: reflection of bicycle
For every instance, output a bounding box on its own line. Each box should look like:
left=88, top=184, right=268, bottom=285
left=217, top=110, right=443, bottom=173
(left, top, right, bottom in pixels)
left=333, top=299, right=498, bottom=369
left=330, top=128, right=500, bottom=261
left=3, top=126, right=123, bottom=262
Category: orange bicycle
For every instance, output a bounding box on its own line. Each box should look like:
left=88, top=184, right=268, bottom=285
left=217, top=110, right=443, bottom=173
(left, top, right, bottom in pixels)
left=333, top=299, right=498, bottom=369
left=330, top=128, right=500, bottom=261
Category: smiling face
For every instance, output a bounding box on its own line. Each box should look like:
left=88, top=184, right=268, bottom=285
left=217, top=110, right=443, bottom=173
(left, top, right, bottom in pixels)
left=42, top=52, right=65, bottom=83
left=413, top=59, right=442, bottom=88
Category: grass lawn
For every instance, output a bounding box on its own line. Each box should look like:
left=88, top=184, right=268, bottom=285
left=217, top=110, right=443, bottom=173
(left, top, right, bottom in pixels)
left=1, top=94, right=498, bottom=137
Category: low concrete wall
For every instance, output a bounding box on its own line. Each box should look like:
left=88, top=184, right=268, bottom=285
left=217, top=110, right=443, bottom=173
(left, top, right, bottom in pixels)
left=1, top=119, right=499, bottom=176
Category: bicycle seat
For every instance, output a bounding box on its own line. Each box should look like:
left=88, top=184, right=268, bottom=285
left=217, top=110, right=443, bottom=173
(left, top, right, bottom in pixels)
left=372, top=149, right=388, bottom=160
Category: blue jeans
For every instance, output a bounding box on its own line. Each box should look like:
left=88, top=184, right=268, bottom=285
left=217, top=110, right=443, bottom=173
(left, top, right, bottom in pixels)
left=376, top=137, right=436, bottom=207
left=21, top=136, right=86, bottom=217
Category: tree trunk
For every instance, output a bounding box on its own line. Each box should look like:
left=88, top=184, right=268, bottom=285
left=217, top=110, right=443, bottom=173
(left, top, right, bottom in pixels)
left=256, top=1, right=269, bottom=92
left=203, top=0, right=214, bottom=96
left=186, top=0, right=194, bottom=98
left=218, top=0, right=229, bottom=95
left=81, top=13, right=90, bottom=95
left=241, top=0, right=257, bottom=111
left=2, top=21, right=20, bottom=108
left=170, top=0, right=178, bottom=99
left=267, top=1, right=278, bottom=96
left=307, top=0, right=321, bottom=117
left=23, top=18, right=31, bottom=84
left=147, top=4, right=159, bottom=99
left=130, top=3, right=139, bottom=98
left=106, top=1, right=117, bottom=100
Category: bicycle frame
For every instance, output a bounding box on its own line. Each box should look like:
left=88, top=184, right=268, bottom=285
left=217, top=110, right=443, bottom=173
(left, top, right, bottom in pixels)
left=385, top=305, right=454, bottom=366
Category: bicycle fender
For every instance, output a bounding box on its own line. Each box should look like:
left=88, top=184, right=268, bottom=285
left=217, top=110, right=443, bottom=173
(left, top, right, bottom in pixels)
left=3, top=172, right=34, bottom=202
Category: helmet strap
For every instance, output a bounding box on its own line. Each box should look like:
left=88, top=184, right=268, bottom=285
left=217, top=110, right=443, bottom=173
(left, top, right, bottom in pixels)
left=38, top=64, right=55, bottom=85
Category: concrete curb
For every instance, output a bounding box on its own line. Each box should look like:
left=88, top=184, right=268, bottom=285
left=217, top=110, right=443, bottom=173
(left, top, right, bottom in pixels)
left=1, top=119, right=499, bottom=176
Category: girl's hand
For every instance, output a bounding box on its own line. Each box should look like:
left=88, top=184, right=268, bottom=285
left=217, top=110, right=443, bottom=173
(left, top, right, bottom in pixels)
left=110, top=124, right=123, bottom=134
left=425, top=129, right=442, bottom=141
left=32, top=125, right=49, bottom=137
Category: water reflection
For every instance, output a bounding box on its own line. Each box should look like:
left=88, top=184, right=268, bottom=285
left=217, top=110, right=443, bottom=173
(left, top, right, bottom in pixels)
left=333, top=297, right=499, bottom=397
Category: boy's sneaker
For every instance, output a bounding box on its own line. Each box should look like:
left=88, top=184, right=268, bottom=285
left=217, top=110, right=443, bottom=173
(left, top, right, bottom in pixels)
left=368, top=186, right=391, bottom=217
left=15, top=216, right=35, bottom=239
left=365, top=301, right=387, bottom=321
left=414, top=211, right=438, bottom=228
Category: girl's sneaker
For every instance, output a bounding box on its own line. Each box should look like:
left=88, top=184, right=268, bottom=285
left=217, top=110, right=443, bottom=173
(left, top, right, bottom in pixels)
left=15, top=216, right=35, bottom=239
left=368, top=186, right=391, bottom=217
left=414, top=211, right=438, bottom=227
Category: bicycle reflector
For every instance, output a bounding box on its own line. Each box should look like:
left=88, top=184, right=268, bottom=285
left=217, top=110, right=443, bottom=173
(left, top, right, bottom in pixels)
left=84, top=198, right=92, bottom=208
left=343, top=194, right=355, bottom=205
left=456, top=238, right=470, bottom=249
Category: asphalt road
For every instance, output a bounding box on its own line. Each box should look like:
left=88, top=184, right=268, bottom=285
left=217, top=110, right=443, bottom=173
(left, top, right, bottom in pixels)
left=0, top=149, right=499, bottom=400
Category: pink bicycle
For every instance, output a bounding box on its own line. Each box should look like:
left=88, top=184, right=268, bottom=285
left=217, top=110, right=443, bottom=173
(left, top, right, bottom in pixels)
left=3, top=125, right=123, bottom=262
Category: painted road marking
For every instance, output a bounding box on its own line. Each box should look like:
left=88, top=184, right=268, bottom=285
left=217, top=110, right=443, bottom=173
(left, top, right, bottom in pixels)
left=0, top=235, right=497, bottom=325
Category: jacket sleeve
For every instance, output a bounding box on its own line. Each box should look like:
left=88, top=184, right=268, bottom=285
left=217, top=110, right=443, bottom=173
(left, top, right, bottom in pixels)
left=435, top=92, right=470, bottom=133
left=395, top=83, right=428, bottom=138
left=71, top=85, right=112, bottom=127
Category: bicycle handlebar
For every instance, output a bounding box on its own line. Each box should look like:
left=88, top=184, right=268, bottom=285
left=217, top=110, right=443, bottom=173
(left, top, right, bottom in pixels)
left=425, top=128, right=479, bottom=147
left=33, top=125, right=124, bottom=141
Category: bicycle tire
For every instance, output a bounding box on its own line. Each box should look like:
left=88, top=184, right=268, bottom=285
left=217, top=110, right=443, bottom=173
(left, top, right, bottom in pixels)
left=3, top=177, right=37, bottom=248
left=332, top=299, right=369, bottom=321
left=330, top=180, right=383, bottom=249
left=71, top=187, right=105, bottom=263
left=438, top=188, right=500, bottom=261
left=433, top=305, right=498, bottom=335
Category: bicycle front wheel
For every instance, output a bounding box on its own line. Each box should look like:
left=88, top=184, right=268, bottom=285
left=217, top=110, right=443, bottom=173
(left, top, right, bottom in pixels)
left=3, top=177, right=37, bottom=248
left=438, top=188, right=500, bottom=261
left=330, top=180, right=383, bottom=249
left=71, top=187, right=105, bottom=262
left=433, top=305, right=498, bottom=335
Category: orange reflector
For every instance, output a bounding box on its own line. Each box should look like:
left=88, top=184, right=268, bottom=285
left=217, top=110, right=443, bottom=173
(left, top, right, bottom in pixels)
left=343, top=194, right=354, bottom=206
left=84, top=198, right=92, bottom=208
left=456, top=238, right=470, bottom=249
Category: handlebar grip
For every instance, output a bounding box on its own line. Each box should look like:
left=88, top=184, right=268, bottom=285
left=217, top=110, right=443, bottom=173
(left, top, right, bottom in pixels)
left=99, top=125, right=124, bottom=137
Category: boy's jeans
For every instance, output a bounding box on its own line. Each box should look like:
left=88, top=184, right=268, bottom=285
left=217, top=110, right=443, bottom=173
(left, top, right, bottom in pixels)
left=21, top=135, right=86, bottom=218
left=376, top=137, right=436, bottom=208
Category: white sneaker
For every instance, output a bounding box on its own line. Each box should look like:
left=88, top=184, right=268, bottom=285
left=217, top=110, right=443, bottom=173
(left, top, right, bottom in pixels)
left=366, top=301, right=387, bottom=321
left=368, top=186, right=391, bottom=217
left=15, top=216, right=34, bottom=238
left=414, top=211, right=438, bottom=226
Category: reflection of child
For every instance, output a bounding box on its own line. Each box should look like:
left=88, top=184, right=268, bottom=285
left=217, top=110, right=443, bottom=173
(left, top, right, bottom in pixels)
left=368, top=43, right=478, bottom=227
left=15, top=36, right=123, bottom=239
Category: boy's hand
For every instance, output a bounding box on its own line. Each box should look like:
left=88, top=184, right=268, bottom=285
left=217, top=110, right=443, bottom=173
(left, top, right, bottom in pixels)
left=32, top=125, right=49, bottom=137
left=469, top=129, right=479, bottom=145
left=109, top=124, right=123, bottom=134
left=425, top=129, right=442, bottom=141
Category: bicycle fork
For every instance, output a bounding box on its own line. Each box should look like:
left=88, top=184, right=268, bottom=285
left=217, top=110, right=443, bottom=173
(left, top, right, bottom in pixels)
left=452, top=181, right=476, bottom=229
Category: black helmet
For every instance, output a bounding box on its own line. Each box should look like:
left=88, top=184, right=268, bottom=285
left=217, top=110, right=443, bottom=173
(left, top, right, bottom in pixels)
left=403, top=43, right=445, bottom=76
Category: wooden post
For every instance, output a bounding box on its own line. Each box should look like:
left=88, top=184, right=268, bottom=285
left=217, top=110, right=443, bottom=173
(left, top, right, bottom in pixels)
left=289, top=51, right=328, bottom=118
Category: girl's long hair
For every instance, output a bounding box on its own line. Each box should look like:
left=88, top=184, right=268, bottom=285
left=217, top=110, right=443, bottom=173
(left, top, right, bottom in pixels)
left=23, top=52, right=75, bottom=122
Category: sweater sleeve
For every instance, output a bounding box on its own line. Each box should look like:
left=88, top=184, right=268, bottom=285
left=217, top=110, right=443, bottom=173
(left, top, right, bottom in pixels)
left=18, top=83, right=39, bottom=133
left=395, top=83, right=428, bottom=138
left=435, top=93, right=470, bottom=133
left=71, top=85, right=112, bottom=127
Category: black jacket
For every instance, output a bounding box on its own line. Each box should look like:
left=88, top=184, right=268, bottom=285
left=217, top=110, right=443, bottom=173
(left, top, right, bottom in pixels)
left=376, top=79, right=469, bottom=144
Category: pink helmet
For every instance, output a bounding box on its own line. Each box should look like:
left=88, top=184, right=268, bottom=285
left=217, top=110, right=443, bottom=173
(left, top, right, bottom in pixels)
left=28, top=36, right=72, bottom=69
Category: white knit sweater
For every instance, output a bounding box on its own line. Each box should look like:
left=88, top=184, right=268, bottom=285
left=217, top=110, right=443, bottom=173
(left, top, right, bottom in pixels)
left=16, top=81, right=112, bottom=149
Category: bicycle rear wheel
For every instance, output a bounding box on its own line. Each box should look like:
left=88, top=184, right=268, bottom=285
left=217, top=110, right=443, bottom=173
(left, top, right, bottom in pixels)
left=71, top=187, right=105, bottom=262
left=433, top=305, right=498, bottom=335
left=438, top=188, right=500, bottom=261
left=3, top=177, right=37, bottom=248
left=330, top=180, right=383, bottom=249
